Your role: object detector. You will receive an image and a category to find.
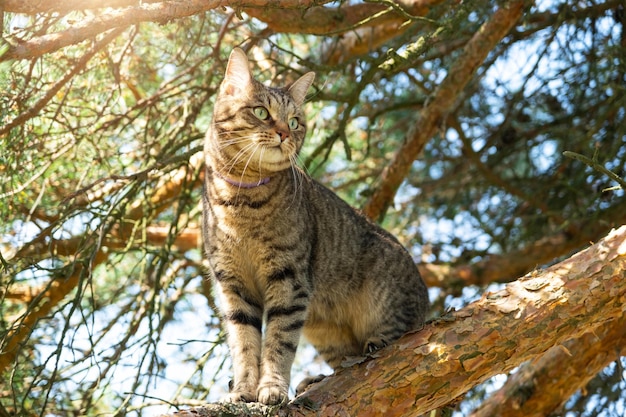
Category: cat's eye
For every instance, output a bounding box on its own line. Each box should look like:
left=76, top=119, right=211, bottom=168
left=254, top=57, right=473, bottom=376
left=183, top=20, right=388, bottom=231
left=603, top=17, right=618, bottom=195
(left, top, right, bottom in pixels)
left=288, top=117, right=299, bottom=130
left=253, top=106, right=270, bottom=120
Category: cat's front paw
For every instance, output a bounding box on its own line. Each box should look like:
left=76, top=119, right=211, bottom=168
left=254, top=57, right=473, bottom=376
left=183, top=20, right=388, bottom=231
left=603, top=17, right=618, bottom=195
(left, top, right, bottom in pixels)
left=295, top=374, right=326, bottom=396
left=221, top=390, right=256, bottom=403
left=257, top=384, right=288, bottom=405
left=364, top=336, right=389, bottom=354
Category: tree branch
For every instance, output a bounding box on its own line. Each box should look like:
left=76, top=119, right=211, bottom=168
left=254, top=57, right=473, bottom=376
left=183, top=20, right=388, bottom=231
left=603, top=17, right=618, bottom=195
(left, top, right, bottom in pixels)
left=244, top=0, right=440, bottom=35
left=2, top=0, right=165, bottom=14
left=469, top=315, right=626, bottom=417
left=0, top=153, right=203, bottom=373
left=1, top=0, right=441, bottom=62
left=563, top=150, right=626, bottom=190
left=155, top=225, right=626, bottom=416
left=0, top=27, right=124, bottom=137
left=363, top=0, right=527, bottom=222
left=1, top=0, right=311, bottom=62
left=419, top=198, right=626, bottom=287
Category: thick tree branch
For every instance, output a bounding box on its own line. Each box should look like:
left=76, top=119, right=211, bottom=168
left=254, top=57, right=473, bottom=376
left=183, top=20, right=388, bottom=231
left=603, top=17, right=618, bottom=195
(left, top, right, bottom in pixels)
left=363, top=0, right=527, bottom=221
left=420, top=198, right=626, bottom=287
left=156, top=225, right=626, bottom=417
left=2, top=0, right=164, bottom=14
left=1, top=0, right=440, bottom=62
left=470, top=315, right=626, bottom=417
left=0, top=0, right=316, bottom=62
left=245, top=0, right=439, bottom=35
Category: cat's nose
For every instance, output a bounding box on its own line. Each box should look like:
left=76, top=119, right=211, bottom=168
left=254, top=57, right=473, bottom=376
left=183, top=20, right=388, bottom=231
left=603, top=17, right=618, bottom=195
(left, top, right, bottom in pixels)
left=275, top=122, right=290, bottom=142
left=277, top=130, right=289, bottom=142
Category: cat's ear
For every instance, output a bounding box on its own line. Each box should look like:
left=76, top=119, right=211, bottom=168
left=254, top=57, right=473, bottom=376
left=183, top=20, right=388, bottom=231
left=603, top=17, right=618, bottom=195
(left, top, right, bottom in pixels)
left=222, top=48, right=252, bottom=95
left=288, top=72, right=315, bottom=106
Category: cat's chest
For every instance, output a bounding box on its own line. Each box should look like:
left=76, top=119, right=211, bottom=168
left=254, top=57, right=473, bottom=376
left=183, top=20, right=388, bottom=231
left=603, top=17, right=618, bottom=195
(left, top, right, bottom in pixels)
left=209, top=193, right=301, bottom=264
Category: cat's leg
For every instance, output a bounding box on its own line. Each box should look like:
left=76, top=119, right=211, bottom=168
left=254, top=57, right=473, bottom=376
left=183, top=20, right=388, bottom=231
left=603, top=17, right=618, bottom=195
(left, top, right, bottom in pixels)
left=360, top=298, right=420, bottom=356
left=216, top=280, right=263, bottom=402
left=257, top=268, right=310, bottom=405
left=297, top=320, right=360, bottom=396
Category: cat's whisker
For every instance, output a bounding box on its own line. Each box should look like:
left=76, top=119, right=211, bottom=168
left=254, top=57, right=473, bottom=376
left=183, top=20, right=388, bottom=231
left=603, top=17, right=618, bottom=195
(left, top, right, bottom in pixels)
left=217, top=136, right=256, bottom=151
left=286, top=156, right=301, bottom=209
left=224, top=141, right=259, bottom=179
left=295, top=153, right=313, bottom=177
left=257, top=146, right=266, bottom=176
left=239, top=142, right=264, bottom=184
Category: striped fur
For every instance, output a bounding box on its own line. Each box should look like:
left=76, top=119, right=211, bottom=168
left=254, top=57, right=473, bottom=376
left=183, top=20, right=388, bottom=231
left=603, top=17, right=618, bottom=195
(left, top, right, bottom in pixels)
left=202, top=48, right=429, bottom=405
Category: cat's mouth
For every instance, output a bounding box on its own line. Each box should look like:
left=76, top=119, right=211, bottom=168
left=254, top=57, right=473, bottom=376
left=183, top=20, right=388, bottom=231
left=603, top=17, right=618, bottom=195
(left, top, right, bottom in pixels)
left=249, top=139, right=292, bottom=169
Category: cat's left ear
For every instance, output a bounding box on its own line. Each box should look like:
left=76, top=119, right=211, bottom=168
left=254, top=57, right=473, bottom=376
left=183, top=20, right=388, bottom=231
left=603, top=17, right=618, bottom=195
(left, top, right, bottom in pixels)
left=288, top=72, right=315, bottom=106
left=223, top=47, right=252, bottom=96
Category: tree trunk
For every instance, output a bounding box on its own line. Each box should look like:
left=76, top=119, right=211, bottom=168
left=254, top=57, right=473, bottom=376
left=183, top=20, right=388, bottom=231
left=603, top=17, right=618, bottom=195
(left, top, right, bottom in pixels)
left=156, top=225, right=626, bottom=417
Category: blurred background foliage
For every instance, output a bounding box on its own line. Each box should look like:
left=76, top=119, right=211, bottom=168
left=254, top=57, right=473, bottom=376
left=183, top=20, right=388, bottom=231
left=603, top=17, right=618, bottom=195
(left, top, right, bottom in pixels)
left=1, top=0, right=625, bottom=416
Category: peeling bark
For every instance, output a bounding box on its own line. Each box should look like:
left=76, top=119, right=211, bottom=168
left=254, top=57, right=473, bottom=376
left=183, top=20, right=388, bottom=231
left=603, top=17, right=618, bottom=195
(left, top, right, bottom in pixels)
left=469, top=315, right=626, bottom=417
left=155, top=225, right=626, bottom=417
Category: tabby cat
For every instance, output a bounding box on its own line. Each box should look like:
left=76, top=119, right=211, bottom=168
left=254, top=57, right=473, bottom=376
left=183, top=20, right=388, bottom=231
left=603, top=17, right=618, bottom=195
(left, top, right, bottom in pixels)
left=202, top=48, right=429, bottom=405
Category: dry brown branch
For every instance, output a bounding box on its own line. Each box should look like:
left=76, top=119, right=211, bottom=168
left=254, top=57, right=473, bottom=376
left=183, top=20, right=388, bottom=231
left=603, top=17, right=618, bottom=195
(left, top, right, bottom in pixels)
left=419, top=198, right=626, bottom=287
left=2, top=1, right=219, bottom=62
left=155, top=225, right=626, bottom=416
left=0, top=250, right=107, bottom=372
left=320, top=21, right=412, bottom=65
left=363, top=0, right=527, bottom=221
left=0, top=0, right=323, bottom=62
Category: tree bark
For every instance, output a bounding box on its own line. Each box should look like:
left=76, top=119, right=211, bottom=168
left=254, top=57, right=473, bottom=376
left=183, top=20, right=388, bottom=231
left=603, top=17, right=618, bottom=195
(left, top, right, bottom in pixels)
left=244, top=0, right=439, bottom=35
left=0, top=0, right=309, bottom=62
left=0, top=0, right=437, bottom=63
left=155, top=225, right=626, bottom=417
left=469, top=315, right=626, bottom=417
left=2, top=0, right=163, bottom=14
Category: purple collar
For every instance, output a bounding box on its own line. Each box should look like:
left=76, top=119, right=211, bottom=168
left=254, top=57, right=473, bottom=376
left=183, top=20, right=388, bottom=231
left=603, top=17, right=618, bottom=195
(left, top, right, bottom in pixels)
left=214, top=171, right=271, bottom=189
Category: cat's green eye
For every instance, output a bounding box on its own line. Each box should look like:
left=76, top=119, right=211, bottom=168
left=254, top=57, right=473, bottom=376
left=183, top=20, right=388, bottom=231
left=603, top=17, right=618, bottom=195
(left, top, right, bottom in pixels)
left=288, top=117, right=299, bottom=130
left=253, top=107, right=270, bottom=120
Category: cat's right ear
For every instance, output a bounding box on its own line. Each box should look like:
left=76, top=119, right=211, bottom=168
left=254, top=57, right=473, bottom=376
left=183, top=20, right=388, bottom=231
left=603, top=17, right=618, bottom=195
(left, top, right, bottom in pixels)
left=222, top=48, right=252, bottom=95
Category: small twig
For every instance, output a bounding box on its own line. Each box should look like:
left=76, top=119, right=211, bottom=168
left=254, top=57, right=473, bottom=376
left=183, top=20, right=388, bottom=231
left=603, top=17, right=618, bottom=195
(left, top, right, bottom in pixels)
left=563, top=151, right=626, bottom=191
left=364, top=0, right=440, bottom=25
left=0, top=27, right=125, bottom=137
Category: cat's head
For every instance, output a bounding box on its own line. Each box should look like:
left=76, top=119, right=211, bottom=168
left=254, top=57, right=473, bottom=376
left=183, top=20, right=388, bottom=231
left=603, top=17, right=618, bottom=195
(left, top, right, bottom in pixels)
left=210, top=48, right=315, bottom=178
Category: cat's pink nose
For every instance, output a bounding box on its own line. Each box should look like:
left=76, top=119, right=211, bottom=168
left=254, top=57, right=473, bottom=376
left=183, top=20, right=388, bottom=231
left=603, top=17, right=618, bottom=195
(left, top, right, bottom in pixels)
left=277, top=130, right=289, bottom=142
